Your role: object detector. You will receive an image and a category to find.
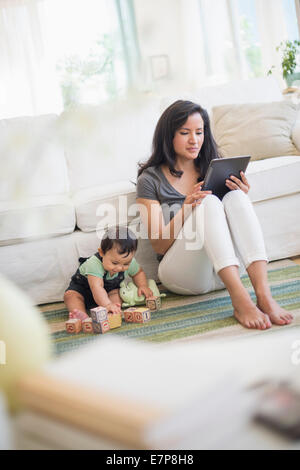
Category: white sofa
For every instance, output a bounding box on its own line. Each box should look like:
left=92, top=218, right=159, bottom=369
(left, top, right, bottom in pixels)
left=1, top=77, right=300, bottom=305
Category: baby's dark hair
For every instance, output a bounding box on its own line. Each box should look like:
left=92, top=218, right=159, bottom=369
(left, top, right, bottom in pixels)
left=100, top=225, right=138, bottom=256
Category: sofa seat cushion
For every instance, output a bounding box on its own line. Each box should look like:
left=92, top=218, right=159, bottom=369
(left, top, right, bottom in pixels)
left=247, top=156, right=300, bottom=203
left=73, top=181, right=137, bottom=232
left=0, top=195, right=75, bottom=246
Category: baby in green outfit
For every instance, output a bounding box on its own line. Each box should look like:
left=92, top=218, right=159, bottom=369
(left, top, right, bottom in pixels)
left=64, top=226, right=153, bottom=320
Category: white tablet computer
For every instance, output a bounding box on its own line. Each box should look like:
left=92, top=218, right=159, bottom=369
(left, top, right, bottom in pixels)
left=202, top=155, right=251, bottom=200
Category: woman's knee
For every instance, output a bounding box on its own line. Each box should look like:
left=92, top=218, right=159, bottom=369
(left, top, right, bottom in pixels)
left=222, top=189, right=248, bottom=209
left=197, top=194, right=224, bottom=216
left=201, top=193, right=222, bottom=207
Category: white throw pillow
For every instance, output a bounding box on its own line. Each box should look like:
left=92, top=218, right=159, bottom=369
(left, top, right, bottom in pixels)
left=212, top=101, right=300, bottom=161
left=292, top=112, right=300, bottom=152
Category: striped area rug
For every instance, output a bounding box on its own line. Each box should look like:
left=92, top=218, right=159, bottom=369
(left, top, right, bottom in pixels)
left=39, top=259, right=300, bottom=356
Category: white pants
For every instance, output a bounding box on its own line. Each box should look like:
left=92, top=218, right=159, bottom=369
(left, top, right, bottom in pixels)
left=158, top=190, right=269, bottom=295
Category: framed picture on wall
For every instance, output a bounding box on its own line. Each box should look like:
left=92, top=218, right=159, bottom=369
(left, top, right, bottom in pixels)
left=150, top=55, right=170, bottom=80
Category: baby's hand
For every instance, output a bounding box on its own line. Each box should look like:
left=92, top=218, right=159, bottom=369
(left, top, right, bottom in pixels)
left=138, top=286, right=153, bottom=298
left=105, top=302, right=121, bottom=314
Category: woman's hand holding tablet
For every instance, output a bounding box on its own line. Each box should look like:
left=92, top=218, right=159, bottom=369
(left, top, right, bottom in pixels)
left=202, top=155, right=251, bottom=200
left=225, top=171, right=250, bottom=194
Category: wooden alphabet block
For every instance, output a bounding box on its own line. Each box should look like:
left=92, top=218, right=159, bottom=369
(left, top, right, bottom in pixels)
left=90, top=306, right=108, bottom=323
left=92, top=319, right=110, bottom=334
left=124, top=307, right=151, bottom=323
left=123, top=307, right=136, bottom=323
left=107, top=312, right=122, bottom=329
left=146, top=296, right=161, bottom=311
left=82, top=318, right=93, bottom=333
left=65, top=318, right=82, bottom=334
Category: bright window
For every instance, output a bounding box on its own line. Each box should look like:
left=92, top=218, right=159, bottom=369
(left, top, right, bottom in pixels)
left=0, top=0, right=139, bottom=119
left=197, top=0, right=299, bottom=83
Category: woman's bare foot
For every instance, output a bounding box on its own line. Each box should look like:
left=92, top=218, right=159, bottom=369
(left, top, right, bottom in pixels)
left=69, top=309, right=89, bottom=321
left=233, top=306, right=272, bottom=330
left=231, top=290, right=272, bottom=330
left=256, top=294, right=294, bottom=326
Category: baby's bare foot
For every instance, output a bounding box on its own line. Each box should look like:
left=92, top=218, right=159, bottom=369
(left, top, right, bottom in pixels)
left=69, top=309, right=89, bottom=321
left=233, top=303, right=272, bottom=330
left=256, top=295, right=293, bottom=326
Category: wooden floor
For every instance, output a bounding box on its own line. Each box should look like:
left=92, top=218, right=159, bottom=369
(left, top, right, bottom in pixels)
left=291, top=256, right=300, bottom=266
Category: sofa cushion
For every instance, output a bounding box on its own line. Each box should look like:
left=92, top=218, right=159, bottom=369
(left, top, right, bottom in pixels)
left=0, top=195, right=75, bottom=246
left=212, top=101, right=300, bottom=160
left=62, top=96, right=160, bottom=193
left=0, top=114, right=75, bottom=244
left=292, top=113, right=300, bottom=152
left=73, top=181, right=137, bottom=232
left=247, top=156, right=300, bottom=203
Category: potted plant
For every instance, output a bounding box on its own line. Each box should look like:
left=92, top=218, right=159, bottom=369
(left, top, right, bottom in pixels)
left=268, top=39, right=300, bottom=87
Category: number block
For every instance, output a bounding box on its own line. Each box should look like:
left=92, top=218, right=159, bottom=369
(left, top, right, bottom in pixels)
left=123, top=308, right=135, bottom=323
left=65, top=318, right=82, bottom=334
left=82, top=318, right=93, bottom=333
left=90, top=306, right=108, bottom=322
left=124, top=307, right=151, bottom=323
left=108, top=312, right=122, bottom=329
left=146, top=296, right=161, bottom=311
left=92, top=319, right=110, bottom=334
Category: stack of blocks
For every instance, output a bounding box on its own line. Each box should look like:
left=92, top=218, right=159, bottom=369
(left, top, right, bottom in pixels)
left=90, top=306, right=122, bottom=334
left=90, top=306, right=110, bottom=334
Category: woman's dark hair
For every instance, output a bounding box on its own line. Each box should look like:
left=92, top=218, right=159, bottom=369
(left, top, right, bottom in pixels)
left=100, top=226, right=138, bottom=256
left=137, top=100, right=220, bottom=180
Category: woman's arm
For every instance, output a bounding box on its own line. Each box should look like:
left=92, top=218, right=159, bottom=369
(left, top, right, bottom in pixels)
left=136, top=198, right=191, bottom=255
left=137, top=181, right=211, bottom=255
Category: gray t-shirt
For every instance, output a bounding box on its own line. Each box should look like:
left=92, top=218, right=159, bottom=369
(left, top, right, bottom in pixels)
left=136, top=165, right=186, bottom=262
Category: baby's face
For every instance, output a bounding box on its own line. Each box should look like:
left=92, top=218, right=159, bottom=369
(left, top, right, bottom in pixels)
left=99, top=246, right=134, bottom=274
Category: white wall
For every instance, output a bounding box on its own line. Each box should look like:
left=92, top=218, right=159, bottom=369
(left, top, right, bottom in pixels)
left=133, top=0, right=206, bottom=93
